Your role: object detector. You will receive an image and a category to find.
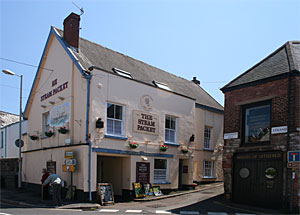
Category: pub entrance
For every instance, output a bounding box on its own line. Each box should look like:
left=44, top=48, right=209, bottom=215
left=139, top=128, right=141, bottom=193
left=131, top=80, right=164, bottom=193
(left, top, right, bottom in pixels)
left=232, top=151, right=283, bottom=208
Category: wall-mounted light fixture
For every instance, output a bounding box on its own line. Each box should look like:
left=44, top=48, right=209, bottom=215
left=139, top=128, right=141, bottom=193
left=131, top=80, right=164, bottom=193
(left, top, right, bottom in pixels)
left=96, top=118, right=104, bottom=129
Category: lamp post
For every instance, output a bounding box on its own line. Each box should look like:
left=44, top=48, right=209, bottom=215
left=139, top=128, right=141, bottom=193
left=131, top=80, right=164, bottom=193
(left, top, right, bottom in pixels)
left=2, top=69, right=23, bottom=189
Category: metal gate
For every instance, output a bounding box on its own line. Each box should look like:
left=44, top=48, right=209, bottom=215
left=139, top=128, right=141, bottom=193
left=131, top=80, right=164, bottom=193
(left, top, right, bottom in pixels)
left=233, top=151, right=283, bottom=208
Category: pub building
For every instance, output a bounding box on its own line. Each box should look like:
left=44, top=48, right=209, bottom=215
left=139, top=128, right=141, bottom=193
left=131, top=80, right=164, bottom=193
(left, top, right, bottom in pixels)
left=221, top=41, right=300, bottom=210
left=22, top=13, right=224, bottom=201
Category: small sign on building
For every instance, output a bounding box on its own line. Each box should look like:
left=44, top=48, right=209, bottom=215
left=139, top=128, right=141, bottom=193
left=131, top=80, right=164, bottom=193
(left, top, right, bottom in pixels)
left=271, top=126, right=288, bottom=134
left=224, top=132, right=238, bottom=140
left=287, top=151, right=300, bottom=169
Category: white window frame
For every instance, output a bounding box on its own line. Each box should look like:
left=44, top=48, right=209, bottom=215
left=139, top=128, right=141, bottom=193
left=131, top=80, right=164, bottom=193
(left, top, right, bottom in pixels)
left=154, top=159, right=168, bottom=184
left=204, top=126, right=212, bottom=149
left=106, top=102, right=125, bottom=137
left=203, top=160, right=214, bottom=178
left=43, top=112, right=50, bottom=136
left=165, top=115, right=177, bottom=144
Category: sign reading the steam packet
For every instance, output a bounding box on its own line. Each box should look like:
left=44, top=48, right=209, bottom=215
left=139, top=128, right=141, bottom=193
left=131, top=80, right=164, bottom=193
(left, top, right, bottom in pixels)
left=50, top=102, right=70, bottom=127
left=133, top=110, right=159, bottom=135
left=97, top=183, right=114, bottom=205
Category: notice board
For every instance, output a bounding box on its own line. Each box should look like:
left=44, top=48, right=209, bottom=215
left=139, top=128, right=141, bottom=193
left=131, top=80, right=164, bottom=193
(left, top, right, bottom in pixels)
left=136, top=162, right=150, bottom=184
left=97, top=183, right=114, bottom=205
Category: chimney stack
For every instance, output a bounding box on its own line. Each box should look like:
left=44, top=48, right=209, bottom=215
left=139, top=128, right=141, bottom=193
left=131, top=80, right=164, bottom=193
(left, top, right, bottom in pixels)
left=63, top=13, right=80, bottom=48
left=192, top=77, right=200, bottom=85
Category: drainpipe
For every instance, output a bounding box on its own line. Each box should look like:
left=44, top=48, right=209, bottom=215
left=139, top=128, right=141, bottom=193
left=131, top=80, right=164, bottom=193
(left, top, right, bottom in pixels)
left=84, top=73, right=92, bottom=202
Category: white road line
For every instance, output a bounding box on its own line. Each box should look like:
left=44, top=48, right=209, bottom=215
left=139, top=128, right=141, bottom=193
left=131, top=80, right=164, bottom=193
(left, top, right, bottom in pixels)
left=179, top=211, right=199, bottom=215
left=156, top=210, right=172, bottom=214
left=99, top=209, right=119, bottom=213
left=207, top=212, right=228, bottom=215
left=125, top=209, right=143, bottom=213
left=0, top=213, right=12, bottom=215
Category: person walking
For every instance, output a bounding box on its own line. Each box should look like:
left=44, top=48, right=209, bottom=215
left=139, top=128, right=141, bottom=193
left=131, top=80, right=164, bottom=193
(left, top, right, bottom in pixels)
left=42, top=172, right=63, bottom=207
left=41, top=168, right=50, bottom=200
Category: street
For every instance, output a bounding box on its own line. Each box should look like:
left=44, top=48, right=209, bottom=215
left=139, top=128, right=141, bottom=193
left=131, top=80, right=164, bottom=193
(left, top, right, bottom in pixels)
left=0, top=183, right=283, bottom=215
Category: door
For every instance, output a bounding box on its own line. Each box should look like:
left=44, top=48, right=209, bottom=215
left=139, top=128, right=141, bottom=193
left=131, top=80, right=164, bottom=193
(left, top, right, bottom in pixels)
left=233, top=151, right=283, bottom=208
left=178, top=159, right=183, bottom=190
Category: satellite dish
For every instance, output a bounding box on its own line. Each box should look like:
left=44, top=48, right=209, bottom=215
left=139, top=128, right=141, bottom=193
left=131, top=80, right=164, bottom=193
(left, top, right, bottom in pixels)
left=15, top=139, right=24, bottom=148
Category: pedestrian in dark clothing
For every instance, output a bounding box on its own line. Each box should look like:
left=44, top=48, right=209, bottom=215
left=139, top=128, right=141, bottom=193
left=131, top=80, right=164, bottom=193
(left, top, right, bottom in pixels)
left=41, top=168, right=49, bottom=200
left=43, top=172, right=63, bottom=207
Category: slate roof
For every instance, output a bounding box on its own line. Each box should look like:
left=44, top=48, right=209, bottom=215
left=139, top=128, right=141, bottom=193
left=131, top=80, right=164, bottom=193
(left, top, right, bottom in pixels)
left=54, top=27, right=223, bottom=112
left=221, top=41, right=300, bottom=92
left=0, top=111, right=19, bottom=127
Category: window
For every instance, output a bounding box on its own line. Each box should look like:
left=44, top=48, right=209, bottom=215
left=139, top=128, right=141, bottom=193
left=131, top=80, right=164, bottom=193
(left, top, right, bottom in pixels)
left=165, top=116, right=177, bottom=144
left=43, top=112, right=50, bottom=136
left=112, top=68, right=132, bottom=79
left=1, top=131, right=3, bottom=148
left=203, top=160, right=214, bottom=178
left=243, top=101, right=271, bottom=144
left=204, top=126, right=212, bottom=149
left=106, top=103, right=125, bottom=136
left=153, top=81, right=172, bottom=91
left=154, top=159, right=168, bottom=183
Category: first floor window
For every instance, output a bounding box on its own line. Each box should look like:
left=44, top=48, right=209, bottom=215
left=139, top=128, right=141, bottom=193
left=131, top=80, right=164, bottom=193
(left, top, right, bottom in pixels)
left=243, top=101, right=271, bottom=144
left=203, top=160, right=214, bottom=178
left=43, top=112, right=50, bottom=136
left=165, top=115, right=177, bottom=144
left=154, top=159, right=168, bottom=183
left=204, top=126, right=212, bottom=149
left=106, top=103, right=125, bottom=136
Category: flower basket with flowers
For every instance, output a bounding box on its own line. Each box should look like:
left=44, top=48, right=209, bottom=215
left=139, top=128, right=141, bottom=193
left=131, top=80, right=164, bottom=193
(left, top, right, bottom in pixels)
left=160, top=144, right=168, bottom=152
left=129, top=142, right=139, bottom=149
left=29, top=134, right=39, bottom=141
left=58, top=126, right=69, bottom=134
left=45, top=130, right=54, bottom=137
left=179, top=145, right=189, bottom=154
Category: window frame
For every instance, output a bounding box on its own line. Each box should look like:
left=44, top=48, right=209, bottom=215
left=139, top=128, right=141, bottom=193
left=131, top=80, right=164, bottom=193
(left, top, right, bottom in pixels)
left=106, top=102, right=125, bottom=137
left=203, top=160, right=214, bottom=178
left=42, top=112, right=50, bottom=137
left=242, top=100, right=272, bottom=146
left=154, top=159, right=168, bottom=184
left=204, top=126, right=213, bottom=150
left=164, top=115, right=178, bottom=145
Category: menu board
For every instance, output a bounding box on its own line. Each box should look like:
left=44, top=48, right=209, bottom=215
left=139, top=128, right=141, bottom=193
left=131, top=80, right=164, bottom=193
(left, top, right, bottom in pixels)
left=133, top=182, right=145, bottom=198
left=136, top=162, right=150, bottom=184
left=46, top=161, right=56, bottom=174
left=97, top=183, right=114, bottom=205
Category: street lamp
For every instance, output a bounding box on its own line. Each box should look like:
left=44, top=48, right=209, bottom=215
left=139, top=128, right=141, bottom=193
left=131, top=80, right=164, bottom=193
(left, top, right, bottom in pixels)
left=2, top=69, right=23, bottom=189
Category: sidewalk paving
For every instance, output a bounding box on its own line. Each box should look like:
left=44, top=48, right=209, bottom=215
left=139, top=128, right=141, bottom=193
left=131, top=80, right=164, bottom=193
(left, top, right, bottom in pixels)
left=0, top=182, right=223, bottom=210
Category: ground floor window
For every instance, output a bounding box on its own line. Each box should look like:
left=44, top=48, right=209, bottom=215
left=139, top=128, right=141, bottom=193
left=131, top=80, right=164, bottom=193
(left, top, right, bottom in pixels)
left=203, top=160, right=214, bottom=178
left=154, top=159, right=168, bottom=183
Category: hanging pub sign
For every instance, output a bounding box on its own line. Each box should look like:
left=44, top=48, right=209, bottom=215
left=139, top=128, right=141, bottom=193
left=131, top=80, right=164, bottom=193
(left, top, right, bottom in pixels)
left=133, top=110, right=159, bottom=135
left=50, top=102, right=70, bottom=127
left=136, top=162, right=150, bottom=184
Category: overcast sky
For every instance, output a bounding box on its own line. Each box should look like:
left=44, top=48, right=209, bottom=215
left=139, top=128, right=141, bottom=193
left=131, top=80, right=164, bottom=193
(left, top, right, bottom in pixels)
left=1, top=0, right=299, bottom=115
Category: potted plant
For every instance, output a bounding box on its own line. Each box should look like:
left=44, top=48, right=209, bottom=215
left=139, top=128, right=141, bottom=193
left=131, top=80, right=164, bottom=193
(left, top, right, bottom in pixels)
left=180, top=145, right=189, bottom=154
left=129, top=142, right=139, bottom=149
left=58, top=126, right=69, bottom=134
left=160, top=144, right=168, bottom=152
left=29, top=134, right=39, bottom=141
left=45, top=130, right=54, bottom=137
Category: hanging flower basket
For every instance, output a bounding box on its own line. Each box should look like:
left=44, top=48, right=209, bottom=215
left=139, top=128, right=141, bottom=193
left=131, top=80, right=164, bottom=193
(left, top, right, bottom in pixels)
left=45, top=130, right=54, bottom=137
left=58, top=126, right=69, bottom=134
left=129, top=142, right=139, bottom=149
left=160, top=145, right=168, bottom=152
left=29, top=135, right=39, bottom=141
left=181, top=149, right=189, bottom=154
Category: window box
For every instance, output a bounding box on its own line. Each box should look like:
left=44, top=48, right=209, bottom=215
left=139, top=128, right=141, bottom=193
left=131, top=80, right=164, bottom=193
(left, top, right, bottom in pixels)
left=129, top=142, right=139, bottom=149
left=45, top=130, right=54, bottom=137
left=29, top=135, right=39, bottom=141
left=160, top=145, right=168, bottom=152
left=58, top=126, right=69, bottom=134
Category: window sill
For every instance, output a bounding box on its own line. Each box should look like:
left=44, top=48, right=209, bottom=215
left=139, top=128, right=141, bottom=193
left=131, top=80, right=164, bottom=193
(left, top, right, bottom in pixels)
left=153, top=181, right=171, bottom=185
left=164, top=142, right=180, bottom=146
left=202, top=176, right=216, bottom=179
left=203, top=148, right=214, bottom=152
left=104, top=134, right=128, bottom=141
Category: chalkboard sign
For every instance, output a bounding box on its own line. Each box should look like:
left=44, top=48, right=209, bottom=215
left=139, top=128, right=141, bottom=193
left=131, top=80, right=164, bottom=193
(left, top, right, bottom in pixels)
left=152, top=186, right=163, bottom=196
left=97, top=183, right=114, bottom=205
left=133, top=182, right=145, bottom=198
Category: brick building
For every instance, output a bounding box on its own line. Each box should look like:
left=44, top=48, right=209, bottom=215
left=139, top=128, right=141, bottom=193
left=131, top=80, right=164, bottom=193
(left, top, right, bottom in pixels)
left=221, top=41, right=300, bottom=210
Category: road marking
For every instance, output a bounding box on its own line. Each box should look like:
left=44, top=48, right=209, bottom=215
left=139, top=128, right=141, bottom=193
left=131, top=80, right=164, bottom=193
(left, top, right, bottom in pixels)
left=125, top=210, right=143, bottom=213
left=156, top=210, right=171, bottom=214
left=207, top=212, right=228, bottom=215
left=99, top=209, right=119, bottom=213
left=0, top=213, right=12, bottom=215
left=179, top=211, right=199, bottom=215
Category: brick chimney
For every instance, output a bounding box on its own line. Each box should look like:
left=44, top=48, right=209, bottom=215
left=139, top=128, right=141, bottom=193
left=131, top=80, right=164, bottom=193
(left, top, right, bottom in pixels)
left=63, top=13, right=80, bottom=48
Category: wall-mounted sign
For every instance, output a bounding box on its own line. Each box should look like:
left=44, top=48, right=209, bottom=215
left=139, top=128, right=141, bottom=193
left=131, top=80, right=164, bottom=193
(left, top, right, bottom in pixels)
left=271, top=126, right=288, bottom=134
left=50, top=102, right=70, bottom=127
left=140, top=95, right=153, bottom=111
left=47, top=161, right=56, bottom=174
left=224, top=132, right=238, bottom=140
left=40, top=80, right=68, bottom=102
left=136, top=162, right=150, bottom=184
left=65, top=150, right=74, bottom=159
left=133, top=110, right=159, bottom=135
